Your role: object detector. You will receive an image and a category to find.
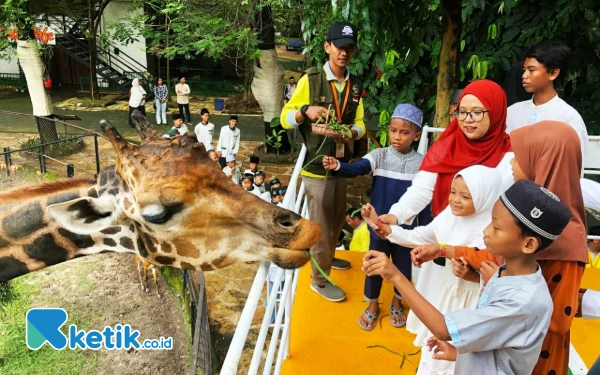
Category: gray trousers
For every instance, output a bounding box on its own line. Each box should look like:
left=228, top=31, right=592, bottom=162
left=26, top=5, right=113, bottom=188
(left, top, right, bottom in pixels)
left=302, top=175, right=347, bottom=285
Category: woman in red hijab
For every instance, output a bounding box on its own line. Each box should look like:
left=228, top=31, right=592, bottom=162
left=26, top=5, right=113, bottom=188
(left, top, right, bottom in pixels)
left=382, top=79, right=513, bottom=226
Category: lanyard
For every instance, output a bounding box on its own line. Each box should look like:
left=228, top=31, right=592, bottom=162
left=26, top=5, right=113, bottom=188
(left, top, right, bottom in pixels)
left=330, top=79, right=350, bottom=123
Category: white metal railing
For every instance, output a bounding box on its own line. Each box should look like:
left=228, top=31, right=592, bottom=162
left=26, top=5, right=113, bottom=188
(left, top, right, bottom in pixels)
left=417, top=125, right=445, bottom=155
left=221, top=145, right=308, bottom=375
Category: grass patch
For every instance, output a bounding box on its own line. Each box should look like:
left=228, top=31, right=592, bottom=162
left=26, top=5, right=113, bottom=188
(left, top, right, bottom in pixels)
left=19, top=136, right=86, bottom=159
left=0, top=275, right=99, bottom=375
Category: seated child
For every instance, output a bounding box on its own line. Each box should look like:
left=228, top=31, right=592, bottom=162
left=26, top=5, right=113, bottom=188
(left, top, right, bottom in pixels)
left=363, top=165, right=502, bottom=374
left=222, top=155, right=241, bottom=185
left=323, top=103, right=431, bottom=331
left=362, top=179, right=571, bottom=375
left=346, top=207, right=369, bottom=252
left=270, top=187, right=285, bottom=206
left=241, top=174, right=262, bottom=197
left=162, top=113, right=189, bottom=139
left=254, top=171, right=266, bottom=193
left=208, top=150, right=220, bottom=163
left=249, top=155, right=260, bottom=174
left=261, top=177, right=281, bottom=202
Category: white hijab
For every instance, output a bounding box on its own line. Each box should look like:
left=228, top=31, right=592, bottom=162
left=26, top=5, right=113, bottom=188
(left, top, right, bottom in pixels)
left=433, top=165, right=502, bottom=248
left=129, top=79, right=147, bottom=107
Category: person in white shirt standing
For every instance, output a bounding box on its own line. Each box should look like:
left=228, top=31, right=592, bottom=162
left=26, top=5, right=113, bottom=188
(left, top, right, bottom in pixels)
left=175, top=76, right=191, bottom=123
left=194, top=108, right=215, bottom=151
left=217, top=115, right=240, bottom=168
left=506, top=40, right=589, bottom=168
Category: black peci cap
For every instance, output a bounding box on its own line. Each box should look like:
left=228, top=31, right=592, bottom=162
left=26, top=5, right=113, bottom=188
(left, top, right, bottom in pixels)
left=500, top=180, right=571, bottom=240
left=250, top=155, right=259, bottom=164
left=326, top=21, right=358, bottom=48
left=230, top=115, right=238, bottom=121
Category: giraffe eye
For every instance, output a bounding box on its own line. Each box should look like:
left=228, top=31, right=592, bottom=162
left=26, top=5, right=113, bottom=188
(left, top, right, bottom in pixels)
left=142, top=203, right=184, bottom=225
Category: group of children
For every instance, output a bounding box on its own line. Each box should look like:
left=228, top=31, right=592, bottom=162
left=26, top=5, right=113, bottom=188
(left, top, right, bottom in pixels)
left=320, top=40, right=593, bottom=373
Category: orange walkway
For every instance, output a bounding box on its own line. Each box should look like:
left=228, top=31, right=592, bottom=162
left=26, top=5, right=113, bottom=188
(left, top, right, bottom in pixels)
left=281, top=251, right=600, bottom=374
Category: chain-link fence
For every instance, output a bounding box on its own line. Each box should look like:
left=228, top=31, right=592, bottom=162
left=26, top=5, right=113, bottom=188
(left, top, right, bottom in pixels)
left=0, top=110, right=116, bottom=179
left=183, top=270, right=213, bottom=375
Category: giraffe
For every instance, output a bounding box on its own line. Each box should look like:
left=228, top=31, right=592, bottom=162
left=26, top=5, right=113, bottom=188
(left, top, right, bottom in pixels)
left=0, top=111, right=320, bottom=283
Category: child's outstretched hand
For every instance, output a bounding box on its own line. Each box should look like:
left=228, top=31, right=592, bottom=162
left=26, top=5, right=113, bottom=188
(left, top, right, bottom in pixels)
left=480, top=261, right=500, bottom=285
left=451, top=257, right=480, bottom=283
left=410, top=244, right=441, bottom=267
left=322, top=156, right=338, bottom=170
left=362, top=250, right=401, bottom=281
left=426, top=337, right=457, bottom=361
left=361, top=204, right=392, bottom=237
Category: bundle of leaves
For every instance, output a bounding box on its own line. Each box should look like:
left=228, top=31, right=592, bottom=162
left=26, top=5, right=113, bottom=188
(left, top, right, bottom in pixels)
left=311, top=108, right=352, bottom=138
left=19, top=136, right=86, bottom=159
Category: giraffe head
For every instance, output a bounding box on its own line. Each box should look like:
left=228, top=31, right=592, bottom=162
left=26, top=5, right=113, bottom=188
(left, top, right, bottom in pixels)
left=46, top=112, right=320, bottom=271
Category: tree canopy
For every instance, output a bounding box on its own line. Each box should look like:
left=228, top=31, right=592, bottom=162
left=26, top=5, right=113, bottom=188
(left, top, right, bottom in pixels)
left=297, top=0, right=600, bottom=139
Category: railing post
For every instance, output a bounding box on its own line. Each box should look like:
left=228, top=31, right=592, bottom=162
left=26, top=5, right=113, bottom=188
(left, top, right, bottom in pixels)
left=4, top=147, right=11, bottom=177
left=38, top=152, right=46, bottom=175
left=94, top=134, right=101, bottom=175
left=67, top=164, right=74, bottom=177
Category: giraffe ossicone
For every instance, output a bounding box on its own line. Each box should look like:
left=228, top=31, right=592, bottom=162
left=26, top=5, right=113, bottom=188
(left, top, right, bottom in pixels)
left=0, top=111, right=320, bottom=283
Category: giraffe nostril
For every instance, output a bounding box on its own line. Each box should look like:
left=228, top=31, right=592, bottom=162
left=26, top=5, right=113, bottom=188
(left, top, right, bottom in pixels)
left=279, top=221, right=295, bottom=228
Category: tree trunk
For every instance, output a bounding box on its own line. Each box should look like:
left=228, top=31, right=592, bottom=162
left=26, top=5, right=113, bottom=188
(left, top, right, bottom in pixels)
left=88, top=0, right=100, bottom=100
left=251, top=5, right=290, bottom=154
left=433, top=0, right=462, bottom=130
left=17, top=40, right=58, bottom=144
left=17, top=40, right=53, bottom=116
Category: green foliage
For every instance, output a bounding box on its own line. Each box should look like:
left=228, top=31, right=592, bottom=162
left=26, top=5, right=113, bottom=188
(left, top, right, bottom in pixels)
left=265, top=117, right=286, bottom=153
left=298, top=0, right=600, bottom=137
left=19, top=136, right=86, bottom=158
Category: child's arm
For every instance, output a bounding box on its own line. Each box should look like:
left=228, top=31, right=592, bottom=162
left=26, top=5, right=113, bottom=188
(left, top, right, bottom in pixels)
left=364, top=250, right=531, bottom=353
left=322, top=156, right=373, bottom=178
left=412, top=244, right=498, bottom=270
left=362, top=251, right=450, bottom=340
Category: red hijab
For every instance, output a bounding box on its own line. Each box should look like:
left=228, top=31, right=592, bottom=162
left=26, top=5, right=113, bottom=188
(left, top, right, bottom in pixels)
left=420, top=80, right=512, bottom=216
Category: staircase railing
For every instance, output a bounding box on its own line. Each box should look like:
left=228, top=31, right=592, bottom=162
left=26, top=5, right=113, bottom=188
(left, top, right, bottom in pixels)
left=221, top=145, right=308, bottom=375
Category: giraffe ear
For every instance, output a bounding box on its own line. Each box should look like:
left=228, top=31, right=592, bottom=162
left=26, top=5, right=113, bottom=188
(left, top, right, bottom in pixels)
left=47, top=196, right=120, bottom=235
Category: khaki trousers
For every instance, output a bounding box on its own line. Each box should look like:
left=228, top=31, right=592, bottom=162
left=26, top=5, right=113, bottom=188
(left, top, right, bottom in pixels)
left=302, top=175, right=347, bottom=285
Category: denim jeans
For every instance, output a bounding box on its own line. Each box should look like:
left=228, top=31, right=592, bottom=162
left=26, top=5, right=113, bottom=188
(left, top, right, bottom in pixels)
left=155, top=99, right=167, bottom=124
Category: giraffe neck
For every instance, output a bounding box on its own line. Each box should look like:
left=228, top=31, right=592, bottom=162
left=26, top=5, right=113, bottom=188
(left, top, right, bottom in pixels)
left=0, top=170, right=140, bottom=282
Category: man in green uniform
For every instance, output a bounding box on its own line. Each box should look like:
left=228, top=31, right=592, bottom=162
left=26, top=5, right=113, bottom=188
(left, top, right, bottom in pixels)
left=281, top=21, right=365, bottom=302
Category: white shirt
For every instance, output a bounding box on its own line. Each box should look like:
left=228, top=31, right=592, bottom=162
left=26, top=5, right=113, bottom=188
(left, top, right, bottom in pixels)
left=194, top=122, right=215, bottom=151
left=583, top=289, right=600, bottom=319
left=581, top=178, right=600, bottom=211
left=260, top=191, right=271, bottom=202
left=217, top=126, right=241, bottom=157
left=388, top=152, right=514, bottom=224
left=507, top=95, right=589, bottom=169
left=244, top=187, right=262, bottom=197
left=222, top=166, right=241, bottom=185
left=128, top=85, right=146, bottom=107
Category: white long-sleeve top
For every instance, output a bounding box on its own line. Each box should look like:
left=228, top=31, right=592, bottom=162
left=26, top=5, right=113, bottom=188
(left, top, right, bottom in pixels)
left=507, top=95, right=589, bottom=170
left=194, top=122, right=215, bottom=151
left=175, top=83, right=190, bottom=104
left=217, top=125, right=240, bottom=157
left=388, top=152, right=514, bottom=224
left=222, top=165, right=241, bottom=185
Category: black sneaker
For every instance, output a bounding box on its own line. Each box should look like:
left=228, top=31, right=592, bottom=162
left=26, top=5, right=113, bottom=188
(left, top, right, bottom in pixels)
left=331, top=257, right=351, bottom=270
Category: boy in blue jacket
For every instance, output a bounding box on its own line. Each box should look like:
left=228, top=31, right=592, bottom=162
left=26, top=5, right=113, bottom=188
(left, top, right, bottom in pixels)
left=323, top=103, right=431, bottom=330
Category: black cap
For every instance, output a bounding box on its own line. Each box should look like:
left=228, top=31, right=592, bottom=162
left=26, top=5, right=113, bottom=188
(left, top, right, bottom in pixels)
left=500, top=180, right=571, bottom=240
left=255, top=170, right=265, bottom=177
left=327, top=21, right=358, bottom=48
left=172, top=113, right=184, bottom=121
left=200, top=108, right=209, bottom=115
left=269, top=178, right=281, bottom=187
left=242, top=174, right=254, bottom=181
left=230, top=115, right=238, bottom=121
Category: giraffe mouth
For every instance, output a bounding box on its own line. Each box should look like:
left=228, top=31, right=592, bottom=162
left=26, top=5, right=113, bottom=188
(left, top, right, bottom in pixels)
left=269, top=247, right=311, bottom=269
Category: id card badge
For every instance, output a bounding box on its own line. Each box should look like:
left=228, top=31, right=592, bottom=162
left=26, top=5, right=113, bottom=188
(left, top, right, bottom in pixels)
left=335, top=142, right=345, bottom=158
